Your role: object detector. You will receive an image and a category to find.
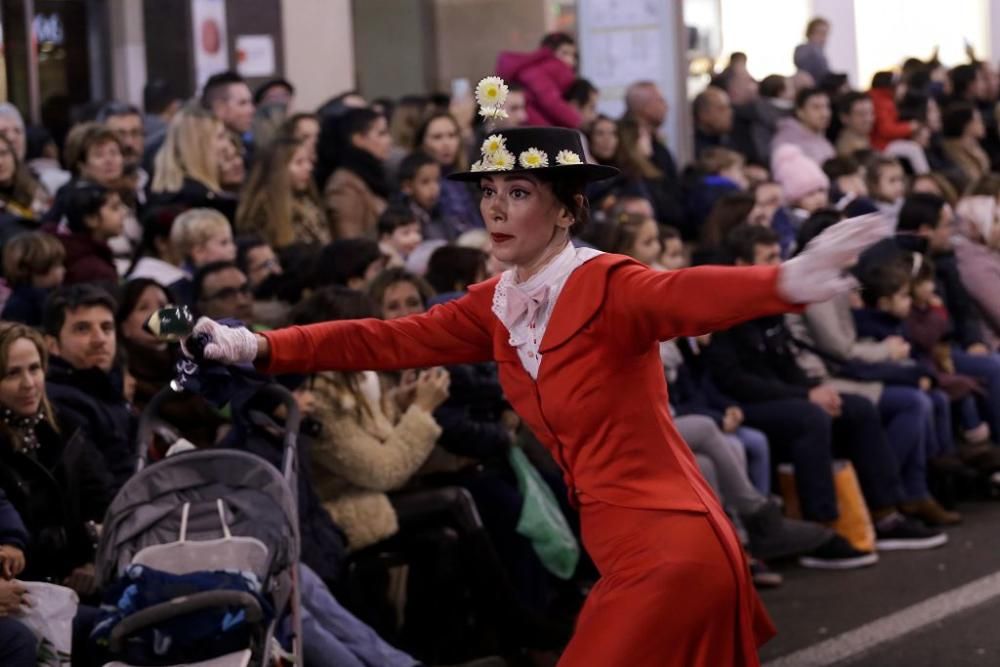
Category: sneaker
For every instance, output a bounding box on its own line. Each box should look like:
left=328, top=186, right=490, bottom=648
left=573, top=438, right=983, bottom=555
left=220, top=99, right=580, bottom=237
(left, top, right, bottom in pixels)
left=750, top=558, right=783, bottom=588
left=875, top=513, right=948, bottom=551
left=798, top=534, right=879, bottom=570
left=899, top=497, right=962, bottom=526
left=744, top=499, right=833, bottom=560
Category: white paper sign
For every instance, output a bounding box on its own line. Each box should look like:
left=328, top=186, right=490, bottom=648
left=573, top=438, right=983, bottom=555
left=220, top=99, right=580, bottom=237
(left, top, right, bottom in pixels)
left=191, top=0, right=230, bottom=88
left=236, top=35, right=276, bottom=77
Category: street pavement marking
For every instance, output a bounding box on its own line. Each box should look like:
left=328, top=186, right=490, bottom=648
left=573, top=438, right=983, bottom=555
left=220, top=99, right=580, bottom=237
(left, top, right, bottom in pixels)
left=763, top=570, right=1000, bottom=667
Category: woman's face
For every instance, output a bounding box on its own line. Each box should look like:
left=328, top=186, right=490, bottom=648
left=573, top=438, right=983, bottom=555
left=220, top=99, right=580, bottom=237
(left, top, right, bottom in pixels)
left=213, top=122, right=230, bottom=165
left=0, top=117, right=25, bottom=160
left=381, top=281, right=426, bottom=320
left=294, top=117, right=320, bottom=156
left=422, top=117, right=461, bottom=167
left=629, top=218, right=662, bottom=266
left=353, top=116, right=392, bottom=162
left=750, top=183, right=782, bottom=225
left=589, top=119, right=619, bottom=162
left=219, top=141, right=245, bottom=189
left=122, top=284, right=171, bottom=350
left=82, top=140, right=124, bottom=185
left=0, top=142, right=16, bottom=184
left=0, top=337, right=44, bottom=418
left=288, top=144, right=314, bottom=192
left=479, top=174, right=571, bottom=268
left=660, top=237, right=686, bottom=270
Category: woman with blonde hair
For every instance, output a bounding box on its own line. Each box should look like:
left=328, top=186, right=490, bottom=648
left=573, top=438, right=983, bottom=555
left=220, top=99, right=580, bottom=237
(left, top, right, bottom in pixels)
left=149, top=102, right=234, bottom=219
left=236, top=136, right=329, bottom=248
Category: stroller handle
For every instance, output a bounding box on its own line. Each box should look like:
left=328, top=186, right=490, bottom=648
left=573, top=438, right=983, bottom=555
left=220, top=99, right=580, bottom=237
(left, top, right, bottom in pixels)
left=108, top=589, right=265, bottom=653
left=135, top=383, right=301, bottom=483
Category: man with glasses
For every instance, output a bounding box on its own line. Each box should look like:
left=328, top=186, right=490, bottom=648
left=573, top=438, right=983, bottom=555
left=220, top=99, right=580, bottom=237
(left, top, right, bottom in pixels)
left=194, top=261, right=255, bottom=325
left=98, top=102, right=147, bottom=206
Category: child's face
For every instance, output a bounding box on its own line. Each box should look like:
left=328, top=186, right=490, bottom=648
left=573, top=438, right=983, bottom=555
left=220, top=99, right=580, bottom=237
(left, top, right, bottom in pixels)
left=630, top=218, right=662, bottom=267
left=795, top=188, right=829, bottom=213
left=192, top=229, right=236, bottom=266
left=660, top=237, right=686, bottom=270
left=91, top=192, right=127, bottom=240
left=403, top=163, right=441, bottom=210
left=32, top=263, right=65, bottom=289
left=880, top=287, right=912, bottom=319
left=912, top=278, right=936, bottom=305
left=836, top=172, right=868, bottom=198
left=874, top=165, right=905, bottom=203
left=385, top=223, right=423, bottom=257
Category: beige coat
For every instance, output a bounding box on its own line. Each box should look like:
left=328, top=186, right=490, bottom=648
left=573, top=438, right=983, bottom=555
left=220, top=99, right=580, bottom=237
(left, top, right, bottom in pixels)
left=941, top=138, right=990, bottom=187
left=311, top=371, right=441, bottom=550
left=323, top=168, right=387, bottom=239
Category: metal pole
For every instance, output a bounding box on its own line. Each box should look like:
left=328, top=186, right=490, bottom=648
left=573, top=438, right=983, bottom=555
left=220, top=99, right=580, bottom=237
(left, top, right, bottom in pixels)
left=23, top=0, right=39, bottom=124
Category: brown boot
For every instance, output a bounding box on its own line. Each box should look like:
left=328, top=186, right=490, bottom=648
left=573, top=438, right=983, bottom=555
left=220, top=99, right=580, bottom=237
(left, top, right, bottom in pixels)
left=900, top=498, right=962, bottom=526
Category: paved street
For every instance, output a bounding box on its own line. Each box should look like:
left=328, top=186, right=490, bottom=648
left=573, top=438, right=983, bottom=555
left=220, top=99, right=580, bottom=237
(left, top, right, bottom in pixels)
left=760, top=501, right=1000, bottom=666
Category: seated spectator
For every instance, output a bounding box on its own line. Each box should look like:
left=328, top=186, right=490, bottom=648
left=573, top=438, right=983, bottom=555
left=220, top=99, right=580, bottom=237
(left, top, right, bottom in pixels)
left=696, top=192, right=755, bottom=265
left=126, top=204, right=187, bottom=286
left=0, top=322, right=115, bottom=594
left=167, top=207, right=236, bottom=305
left=685, top=146, right=748, bottom=231
left=834, top=91, right=875, bottom=157
left=316, top=108, right=391, bottom=239
left=589, top=211, right=662, bottom=267
left=583, top=115, right=623, bottom=209
left=658, top=225, right=686, bottom=270
left=194, top=261, right=255, bottom=325
left=0, top=488, right=35, bottom=667
left=823, top=155, right=868, bottom=202
left=692, top=86, right=734, bottom=158
left=395, top=151, right=455, bottom=243
left=613, top=115, right=680, bottom=231
left=707, top=225, right=947, bottom=563
left=314, top=238, right=386, bottom=292
left=0, top=134, right=48, bottom=226
left=42, top=284, right=136, bottom=490
left=149, top=102, right=236, bottom=221
left=377, top=204, right=422, bottom=266
left=53, top=181, right=126, bottom=288
left=98, top=101, right=147, bottom=207
left=955, top=186, right=1000, bottom=348
left=771, top=87, right=836, bottom=164
left=496, top=32, right=582, bottom=128
left=747, top=75, right=794, bottom=166
left=424, top=246, right=487, bottom=299
left=869, top=71, right=917, bottom=151
left=45, top=122, right=125, bottom=223
left=1, top=231, right=65, bottom=326
left=866, top=155, right=906, bottom=221
left=237, top=235, right=283, bottom=293
left=771, top=144, right=830, bottom=229
left=940, top=102, right=990, bottom=190
left=25, top=126, right=70, bottom=205
left=563, top=78, right=599, bottom=130
left=415, top=112, right=483, bottom=231
left=218, top=132, right=247, bottom=194
left=278, top=111, right=320, bottom=158
left=237, top=136, right=329, bottom=247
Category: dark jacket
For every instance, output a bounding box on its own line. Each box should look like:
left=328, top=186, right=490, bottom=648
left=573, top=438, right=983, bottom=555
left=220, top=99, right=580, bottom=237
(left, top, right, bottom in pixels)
left=1, top=285, right=51, bottom=326
left=650, top=138, right=687, bottom=233
left=0, top=411, right=114, bottom=579
left=45, top=356, right=137, bottom=491
left=706, top=315, right=816, bottom=403
left=435, top=362, right=513, bottom=461
left=858, top=235, right=985, bottom=348
left=0, top=488, right=28, bottom=550
left=51, top=227, right=118, bottom=287
left=147, top=178, right=237, bottom=223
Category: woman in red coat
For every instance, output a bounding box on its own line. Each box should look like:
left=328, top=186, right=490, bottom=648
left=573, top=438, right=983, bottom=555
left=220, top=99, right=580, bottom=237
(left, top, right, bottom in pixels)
left=192, top=127, right=889, bottom=666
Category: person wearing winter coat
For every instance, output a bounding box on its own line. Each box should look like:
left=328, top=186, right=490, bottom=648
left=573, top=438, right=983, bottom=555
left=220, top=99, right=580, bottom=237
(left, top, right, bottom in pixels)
left=49, top=181, right=126, bottom=289
left=496, top=33, right=582, bottom=128
left=0, top=488, right=36, bottom=667
left=771, top=88, right=836, bottom=165
left=771, top=144, right=830, bottom=230
left=869, top=74, right=916, bottom=151
left=955, top=194, right=1000, bottom=349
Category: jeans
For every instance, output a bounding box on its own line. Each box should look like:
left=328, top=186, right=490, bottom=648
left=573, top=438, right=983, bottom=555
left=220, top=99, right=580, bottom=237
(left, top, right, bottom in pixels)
left=676, top=415, right=765, bottom=516
left=926, top=389, right=956, bottom=458
left=731, top=427, right=771, bottom=495
left=742, top=394, right=903, bottom=522
left=878, top=386, right=930, bottom=501
left=953, top=348, right=1000, bottom=438
left=300, top=563, right=417, bottom=667
left=0, top=617, right=36, bottom=667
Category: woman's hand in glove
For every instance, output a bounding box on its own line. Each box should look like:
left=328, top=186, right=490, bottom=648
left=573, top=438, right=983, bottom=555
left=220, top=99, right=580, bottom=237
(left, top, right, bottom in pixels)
left=184, top=317, right=261, bottom=365
left=778, top=213, right=893, bottom=304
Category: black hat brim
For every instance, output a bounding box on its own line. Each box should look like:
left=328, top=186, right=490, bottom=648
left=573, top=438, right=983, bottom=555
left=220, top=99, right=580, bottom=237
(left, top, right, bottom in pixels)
left=447, top=163, right=620, bottom=184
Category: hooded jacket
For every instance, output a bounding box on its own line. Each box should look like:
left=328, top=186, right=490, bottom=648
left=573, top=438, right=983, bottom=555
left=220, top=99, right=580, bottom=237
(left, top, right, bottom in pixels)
left=497, top=47, right=581, bottom=128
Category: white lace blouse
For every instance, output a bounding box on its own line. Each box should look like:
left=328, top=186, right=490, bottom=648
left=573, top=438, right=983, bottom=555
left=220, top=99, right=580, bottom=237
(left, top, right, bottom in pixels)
left=491, top=242, right=603, bottom=379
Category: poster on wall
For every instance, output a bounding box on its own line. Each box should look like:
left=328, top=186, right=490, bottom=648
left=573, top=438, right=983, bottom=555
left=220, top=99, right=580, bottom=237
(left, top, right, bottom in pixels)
left=236, top=35, right=276, bottom=78
left=191, top=0, right=229, bottom=89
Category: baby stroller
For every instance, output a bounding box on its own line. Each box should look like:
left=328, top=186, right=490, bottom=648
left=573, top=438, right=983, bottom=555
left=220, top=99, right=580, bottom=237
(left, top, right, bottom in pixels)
left=93, top=383, right=303, bottom=666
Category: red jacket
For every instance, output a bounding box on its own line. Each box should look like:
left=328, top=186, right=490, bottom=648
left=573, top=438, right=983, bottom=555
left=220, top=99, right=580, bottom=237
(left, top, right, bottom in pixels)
left=47, top=227, right=117, bottom=287
left=869, top=87, right=913, bottom=150
left=262, top=256, right=791, bottom=662
left=496, top=47, right=580, bottom=128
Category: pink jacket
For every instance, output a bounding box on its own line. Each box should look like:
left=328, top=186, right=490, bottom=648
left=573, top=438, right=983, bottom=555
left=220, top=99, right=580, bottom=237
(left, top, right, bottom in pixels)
left=496, top=47, right=581, bottom=128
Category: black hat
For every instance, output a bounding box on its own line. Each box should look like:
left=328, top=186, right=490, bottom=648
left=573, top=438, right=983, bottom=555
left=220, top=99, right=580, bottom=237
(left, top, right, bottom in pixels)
left=447, top=126, right=619, bottom=183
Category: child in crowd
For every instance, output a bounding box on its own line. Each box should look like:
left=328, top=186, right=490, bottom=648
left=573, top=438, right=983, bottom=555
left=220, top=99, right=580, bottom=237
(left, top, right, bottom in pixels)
left=1, top=231, right=65, bottom=326
left=771, top=144, right=830, bottom=230
left=377, top=204, right=423, bottom=267
left=866, top=155, right=907, bottom=222
left=167, top=207, right=236, bottom=305
left=397, top=151, right=455, bottom=241
left=56, top=181, right=126, bottom=287
left=822, top=155, right=868, bottom=203
left=658, top=225, right=686, bottom=270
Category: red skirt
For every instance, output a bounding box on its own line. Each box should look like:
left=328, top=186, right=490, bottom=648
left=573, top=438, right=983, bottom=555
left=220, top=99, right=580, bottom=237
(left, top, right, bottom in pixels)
left=558, top=500, right=776, bottom=666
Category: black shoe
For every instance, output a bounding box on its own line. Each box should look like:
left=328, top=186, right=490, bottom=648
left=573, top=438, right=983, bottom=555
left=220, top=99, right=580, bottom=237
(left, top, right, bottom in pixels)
left=744, top=499, right=832, bottom=560
left=875, top=513, right=948, bottom=551
left=798, top=534, right=879, bottom=570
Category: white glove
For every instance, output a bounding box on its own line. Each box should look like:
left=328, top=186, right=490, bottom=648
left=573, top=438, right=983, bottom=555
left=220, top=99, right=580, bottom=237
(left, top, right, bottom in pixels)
left=778, top=213, right=893, bottom=304
left=184, top=317, right=259, bottom=365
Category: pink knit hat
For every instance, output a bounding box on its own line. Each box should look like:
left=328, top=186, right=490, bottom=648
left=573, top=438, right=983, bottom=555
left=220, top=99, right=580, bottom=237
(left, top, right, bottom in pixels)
left=771, top=144, right=830, bottom=204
